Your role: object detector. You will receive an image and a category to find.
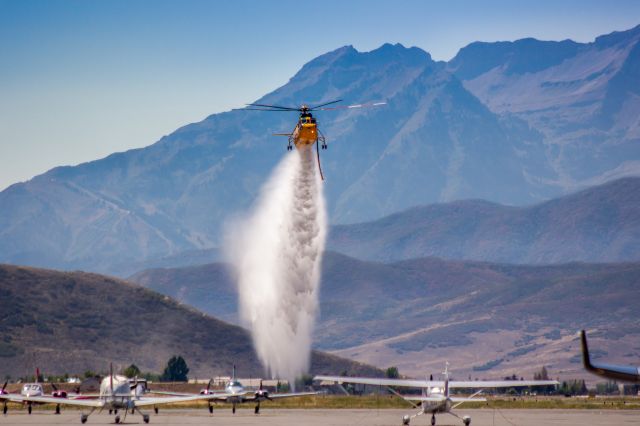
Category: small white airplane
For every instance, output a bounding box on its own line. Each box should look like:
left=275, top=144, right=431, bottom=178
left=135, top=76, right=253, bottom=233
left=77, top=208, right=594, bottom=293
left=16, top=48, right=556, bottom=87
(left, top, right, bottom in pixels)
left=0, top=365, right=228, bottom=424
left=315, top=363, right=558, bottom=426
left=1, top=368, right=72, bottom=415
left=156, top=365, right=317, bottom=414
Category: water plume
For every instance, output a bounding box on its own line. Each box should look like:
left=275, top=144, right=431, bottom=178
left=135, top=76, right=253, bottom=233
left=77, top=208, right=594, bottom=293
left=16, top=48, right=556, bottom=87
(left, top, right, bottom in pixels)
left=226, top=147, right=327, bottom=385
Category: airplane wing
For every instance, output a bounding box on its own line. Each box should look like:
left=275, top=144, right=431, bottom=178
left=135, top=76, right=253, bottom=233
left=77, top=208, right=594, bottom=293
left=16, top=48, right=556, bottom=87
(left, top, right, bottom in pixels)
left=314, top=375, right=557, bottom=389
left=448, top=380, right=558, bottom=388
left=403, top=396, right=487, bottom=402
left=133, top=393, right=233, bottom=408
left=0, top=394, right=103, bottom=407
left=255, top=391, right=317, bottom=400
left=314, top=375, right=437, bottom=388
left=581, top=330, right=640, bottom=382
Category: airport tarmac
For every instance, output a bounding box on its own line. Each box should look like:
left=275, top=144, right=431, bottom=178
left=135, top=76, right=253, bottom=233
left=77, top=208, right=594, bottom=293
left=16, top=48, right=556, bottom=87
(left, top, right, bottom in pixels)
left=1, top=409, right=638, bottom=425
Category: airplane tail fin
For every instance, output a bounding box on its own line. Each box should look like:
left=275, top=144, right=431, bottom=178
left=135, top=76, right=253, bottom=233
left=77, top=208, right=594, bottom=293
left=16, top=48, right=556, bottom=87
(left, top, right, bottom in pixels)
left=232, top=364, right=236, bottom=381
left=580, top=330, right=595, bottom=372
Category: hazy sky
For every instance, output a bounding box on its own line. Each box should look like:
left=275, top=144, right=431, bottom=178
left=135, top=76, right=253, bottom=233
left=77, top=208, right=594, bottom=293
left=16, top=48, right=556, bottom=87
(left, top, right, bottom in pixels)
left=1, top=0, right=639, bottom=190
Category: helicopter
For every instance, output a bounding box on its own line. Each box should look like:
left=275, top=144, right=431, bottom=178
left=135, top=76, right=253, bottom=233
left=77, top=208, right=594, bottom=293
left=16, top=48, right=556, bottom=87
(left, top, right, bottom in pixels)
left=238, top=99, right=385, bottom=179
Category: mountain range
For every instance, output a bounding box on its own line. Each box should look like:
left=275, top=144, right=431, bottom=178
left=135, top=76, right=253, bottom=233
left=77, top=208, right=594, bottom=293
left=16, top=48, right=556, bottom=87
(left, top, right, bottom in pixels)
left=328, top=177, right=640, bottom=264
left=0, top=264, right=380, bottom=379
left=130, top=251, right=640, bottom=382
left=1, top=25, right=639, bottom=273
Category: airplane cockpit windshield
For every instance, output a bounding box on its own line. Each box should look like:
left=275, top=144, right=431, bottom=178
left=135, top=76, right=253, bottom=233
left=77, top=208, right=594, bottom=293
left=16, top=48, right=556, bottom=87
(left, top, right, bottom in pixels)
left=22, top=384, right=42, bottom=392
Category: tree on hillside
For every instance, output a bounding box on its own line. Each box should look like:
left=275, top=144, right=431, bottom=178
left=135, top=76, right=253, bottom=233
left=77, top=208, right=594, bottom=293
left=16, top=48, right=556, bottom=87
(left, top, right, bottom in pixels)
left=386, top=366, right=399, bottom=379
left=533, top=366, right=549, bottom=380
left=123, top=364, right=141, bottom=378
left=161, top=356, right=189, bottom=382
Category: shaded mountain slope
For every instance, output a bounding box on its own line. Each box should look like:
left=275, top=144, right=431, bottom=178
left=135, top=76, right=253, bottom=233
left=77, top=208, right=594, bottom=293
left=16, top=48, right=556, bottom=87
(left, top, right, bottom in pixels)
left=0, top=264, right=380, bottom=379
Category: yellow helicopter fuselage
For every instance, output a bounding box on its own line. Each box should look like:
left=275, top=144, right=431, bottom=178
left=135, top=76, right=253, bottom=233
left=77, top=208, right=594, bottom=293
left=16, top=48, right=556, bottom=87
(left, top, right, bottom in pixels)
left=292, top=118, right=318, bottom=148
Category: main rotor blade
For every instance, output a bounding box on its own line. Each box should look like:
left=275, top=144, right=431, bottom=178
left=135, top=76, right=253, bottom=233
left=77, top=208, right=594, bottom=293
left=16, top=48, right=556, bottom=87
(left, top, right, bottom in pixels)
left=308, top=99, right=343, bottom=110
left=316, top=101, right=386, bottom=111
left=235, top=108, right=298, bottom=112
left=245, top=103, right=300, bottom=111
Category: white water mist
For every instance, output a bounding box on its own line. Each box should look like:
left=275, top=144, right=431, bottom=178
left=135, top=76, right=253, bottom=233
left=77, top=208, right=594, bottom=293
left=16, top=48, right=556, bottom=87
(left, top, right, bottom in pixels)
left=227, top=147, right=327, bottom=385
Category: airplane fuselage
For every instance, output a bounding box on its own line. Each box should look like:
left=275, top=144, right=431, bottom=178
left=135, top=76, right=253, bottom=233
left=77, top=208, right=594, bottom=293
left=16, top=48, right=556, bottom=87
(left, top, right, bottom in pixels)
left=421, top=397, right=451, bottom=414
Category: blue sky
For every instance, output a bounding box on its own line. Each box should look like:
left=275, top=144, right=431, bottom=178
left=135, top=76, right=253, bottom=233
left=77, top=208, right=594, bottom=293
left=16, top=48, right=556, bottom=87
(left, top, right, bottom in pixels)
left=1, top=0, right=639, bottom=190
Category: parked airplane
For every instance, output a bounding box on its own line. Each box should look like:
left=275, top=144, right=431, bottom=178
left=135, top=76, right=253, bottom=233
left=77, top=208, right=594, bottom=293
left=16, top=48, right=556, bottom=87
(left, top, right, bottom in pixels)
left=315, top=363, right=558, bottom=426
left=0, top=365, right=226, bottom=424
left=1, top=368, right=71, bottom=415
left=581, top=330, right=640, bottom=382
left=156, top=365, right=317, bottom=414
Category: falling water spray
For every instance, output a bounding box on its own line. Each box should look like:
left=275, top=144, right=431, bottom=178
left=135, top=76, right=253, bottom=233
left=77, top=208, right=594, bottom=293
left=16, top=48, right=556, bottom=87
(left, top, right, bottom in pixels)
left=227, top=146, right=327, bottom=385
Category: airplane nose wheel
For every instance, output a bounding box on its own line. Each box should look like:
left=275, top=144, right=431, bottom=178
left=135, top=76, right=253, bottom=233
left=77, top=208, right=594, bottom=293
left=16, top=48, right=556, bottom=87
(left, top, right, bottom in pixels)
left=154, top=407, right=159, bottom=414
left=143, top=414, right=150, bottom=423
left=81, top=414, right=88, bottom=424
left=3, top=403, right=7, bottom=415
left=55, top=404, right=61, bottom=414
left=115, top=414, right=121, bottom=423
left=402, top=415, right=410, bottom=425
left=463, top=416, right=471, bottom=425
left=431, top=414, right=436, bottom=425
left=28, top=404, right=32, bottom=414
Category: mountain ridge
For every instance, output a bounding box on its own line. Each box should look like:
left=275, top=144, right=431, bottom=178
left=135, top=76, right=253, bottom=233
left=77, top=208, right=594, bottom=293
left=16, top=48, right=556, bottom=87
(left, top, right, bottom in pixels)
left=328, top=176, right=640, bottom=264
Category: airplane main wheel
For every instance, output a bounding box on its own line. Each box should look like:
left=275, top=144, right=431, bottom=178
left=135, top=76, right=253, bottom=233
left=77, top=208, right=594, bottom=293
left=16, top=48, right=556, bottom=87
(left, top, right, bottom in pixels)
left=3, top=404, right=7, bottom=415
left=254, top=405, right=260, bottom=414
left=28, top=404, right=32, bottom=414
left=402, top=415, right=410, bottom=425
left=463, top=416, right=471, bottom=426
left=154, top=407, right=159, bottom=414
left=143, top=414, right=150, bottom=423
left=81, top=414, right=88, bottom=424
left=208, top=405, right=213, bottom=414
left=109, top=409, right=112, bottom=415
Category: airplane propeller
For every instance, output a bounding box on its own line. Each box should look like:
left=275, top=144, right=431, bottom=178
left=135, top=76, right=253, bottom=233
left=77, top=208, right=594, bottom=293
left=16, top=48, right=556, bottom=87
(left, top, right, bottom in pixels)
left=109, top=363, right=114, bottom=395
left=256, top=379, right=272, bottom=401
